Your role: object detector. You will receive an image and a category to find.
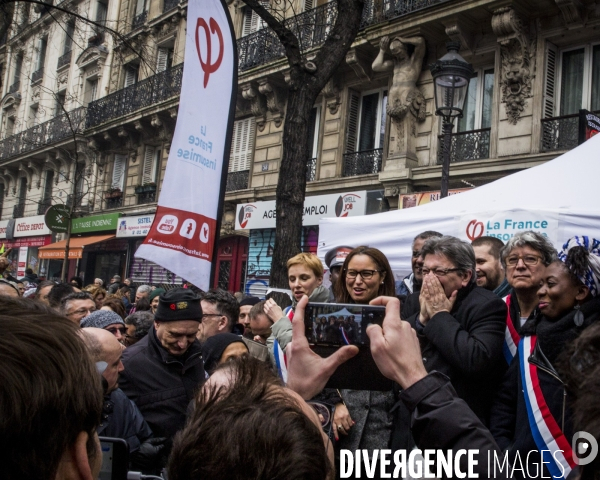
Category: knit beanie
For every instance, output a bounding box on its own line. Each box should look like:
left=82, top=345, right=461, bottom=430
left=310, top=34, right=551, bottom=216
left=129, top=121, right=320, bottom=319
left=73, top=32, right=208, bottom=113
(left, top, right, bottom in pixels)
left=201, top=333, right=248, bottom=373
left=80, top=309, right=125, bottom=329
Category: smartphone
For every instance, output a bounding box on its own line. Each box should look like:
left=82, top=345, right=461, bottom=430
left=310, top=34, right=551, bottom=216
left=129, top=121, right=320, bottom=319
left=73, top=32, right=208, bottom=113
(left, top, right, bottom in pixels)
left=98, top=437, right=129, bottom=480
left=305, top=303, right=392, bottom=391
left=304, top=302, right=386, bottom=346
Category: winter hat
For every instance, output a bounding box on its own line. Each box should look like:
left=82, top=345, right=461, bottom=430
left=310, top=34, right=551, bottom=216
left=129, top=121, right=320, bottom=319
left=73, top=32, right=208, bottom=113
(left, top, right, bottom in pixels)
left=148, top=288, right=166, bottom=302
left=155, top=288, right=202, bottom=322
left=324, top=246, right=354, bottom=269
left=239, top=296, right=260, bottom=307
left=201, top=333, right=248, bottom=374
left=80, top=310, right=125, bottom=329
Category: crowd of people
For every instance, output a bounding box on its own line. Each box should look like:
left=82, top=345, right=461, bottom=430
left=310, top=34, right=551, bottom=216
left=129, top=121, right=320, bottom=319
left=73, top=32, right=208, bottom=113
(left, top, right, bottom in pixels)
left=1, top=230, right=600, bottom=479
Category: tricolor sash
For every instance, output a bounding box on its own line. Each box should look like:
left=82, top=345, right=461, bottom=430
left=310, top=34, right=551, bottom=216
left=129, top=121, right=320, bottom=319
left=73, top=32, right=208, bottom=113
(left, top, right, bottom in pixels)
left=503, top=294, right=520, bottom=364
left=519, top=336, right=575, bottom=479
left=273, top=307, right=295, bottom=383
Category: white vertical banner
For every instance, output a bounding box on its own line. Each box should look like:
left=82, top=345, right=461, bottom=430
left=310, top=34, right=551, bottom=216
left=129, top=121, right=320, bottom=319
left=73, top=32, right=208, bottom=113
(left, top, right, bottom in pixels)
left=18, top=247, right=28, bottom=277
left=135, top=0, right=237, bottom=289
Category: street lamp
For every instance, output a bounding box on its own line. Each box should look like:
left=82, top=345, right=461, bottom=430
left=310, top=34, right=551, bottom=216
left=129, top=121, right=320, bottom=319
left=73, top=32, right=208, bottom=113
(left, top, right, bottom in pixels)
left=430, top=42, right=474, bottom=198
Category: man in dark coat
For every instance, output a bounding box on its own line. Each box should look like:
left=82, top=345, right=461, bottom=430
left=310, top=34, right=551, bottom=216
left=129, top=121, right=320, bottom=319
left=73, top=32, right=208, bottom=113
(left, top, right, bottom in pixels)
left=20, top=268, right=40, bottom=285
left=391, top=236, right=507, bottom=452
left=119, top=288, right=206, bottom=442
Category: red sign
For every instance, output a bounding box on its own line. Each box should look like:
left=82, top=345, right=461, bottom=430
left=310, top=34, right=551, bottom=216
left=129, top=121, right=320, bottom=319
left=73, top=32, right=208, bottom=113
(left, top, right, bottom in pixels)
left=1, top=235, right=53, bottom=248
left=144, top=206, right=217, bottom=261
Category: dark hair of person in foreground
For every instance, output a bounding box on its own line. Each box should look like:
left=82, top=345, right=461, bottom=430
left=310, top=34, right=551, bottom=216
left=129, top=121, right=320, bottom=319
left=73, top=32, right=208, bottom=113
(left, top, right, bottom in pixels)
left=0, top=306, right=103, bottom=480
left=168, top=356, right=332, bottom=480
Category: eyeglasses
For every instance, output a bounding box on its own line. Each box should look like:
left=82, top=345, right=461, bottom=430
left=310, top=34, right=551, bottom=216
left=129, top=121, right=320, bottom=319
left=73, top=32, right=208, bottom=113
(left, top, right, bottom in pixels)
left=505, top=255, right=542, bottom=267
left=345, top=269, right=381, bottom=279
left=201, top=313, right=222, bottom=320
left=106, top=326, right=127, bottom=335
left=421, top=267, right=461, bottom=277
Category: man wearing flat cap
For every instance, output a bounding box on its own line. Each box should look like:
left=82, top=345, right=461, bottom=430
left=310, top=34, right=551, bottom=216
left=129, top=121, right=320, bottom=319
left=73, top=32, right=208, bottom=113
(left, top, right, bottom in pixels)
left=119, top=288, right=206, bottom=445
left=324, top=246, right=354, bottom=302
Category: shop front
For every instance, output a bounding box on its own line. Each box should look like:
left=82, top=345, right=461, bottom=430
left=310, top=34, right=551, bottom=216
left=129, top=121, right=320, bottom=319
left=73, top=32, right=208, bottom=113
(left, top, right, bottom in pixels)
left=235, top=190, right=385, bottom=297
left=0, top=216, right=54, bottom=280
left=38, top=213, right=123, bottom=285
left=116, top=215, right=183, bottom=286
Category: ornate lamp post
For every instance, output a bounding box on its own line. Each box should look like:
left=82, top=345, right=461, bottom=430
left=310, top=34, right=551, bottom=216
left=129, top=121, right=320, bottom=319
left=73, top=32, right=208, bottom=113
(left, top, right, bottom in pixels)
left=430, top=42, right=474, bottom=198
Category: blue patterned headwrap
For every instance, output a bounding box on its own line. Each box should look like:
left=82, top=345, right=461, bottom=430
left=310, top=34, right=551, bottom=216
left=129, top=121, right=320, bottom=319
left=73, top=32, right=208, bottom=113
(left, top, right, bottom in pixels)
left=557, top=236, right=600, bottom=297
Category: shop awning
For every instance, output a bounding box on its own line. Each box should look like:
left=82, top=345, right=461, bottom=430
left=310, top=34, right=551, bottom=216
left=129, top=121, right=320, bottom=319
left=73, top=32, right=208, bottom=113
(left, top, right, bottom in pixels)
left=38, top=235, right=115, bottom=259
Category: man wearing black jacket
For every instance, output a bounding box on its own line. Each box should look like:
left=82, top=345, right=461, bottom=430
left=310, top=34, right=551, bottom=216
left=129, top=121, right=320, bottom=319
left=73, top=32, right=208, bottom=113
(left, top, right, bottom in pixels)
left=120, top=288, right=206, bottom=442
left=391, top=236, right=507, bottom=452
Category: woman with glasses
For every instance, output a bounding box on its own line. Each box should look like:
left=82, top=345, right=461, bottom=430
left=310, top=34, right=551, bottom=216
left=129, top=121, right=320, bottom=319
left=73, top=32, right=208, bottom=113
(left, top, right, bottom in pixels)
left=490, top=236, right=600, bottom=480
left=334, top=246, right=397, bottom=470
left=500, top=231, right=558, bottom=364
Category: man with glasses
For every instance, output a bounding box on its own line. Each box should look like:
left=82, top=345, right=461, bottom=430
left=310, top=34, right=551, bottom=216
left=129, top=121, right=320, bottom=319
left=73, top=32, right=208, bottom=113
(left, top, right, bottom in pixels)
left=80, top=309, right=127, bottom=344
left=61, top=291, right=96, bottom=324
left=197, top=288, right=240, bottom=343
left=391, top=236, right=507, bottom=451
left=499, top=231, right=557, bottom=364
left=119, top=288, right=205, bottom=453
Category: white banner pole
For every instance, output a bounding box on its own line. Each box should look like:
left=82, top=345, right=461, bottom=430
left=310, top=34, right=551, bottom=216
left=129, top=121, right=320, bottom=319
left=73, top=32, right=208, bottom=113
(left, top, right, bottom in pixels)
left=135, top=0, right=237, bottom=290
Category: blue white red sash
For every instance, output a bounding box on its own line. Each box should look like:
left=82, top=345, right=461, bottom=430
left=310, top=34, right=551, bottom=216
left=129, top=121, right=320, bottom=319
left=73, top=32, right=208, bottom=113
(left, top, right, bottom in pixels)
left=503, top=294, right=520, bottom=364
left=273, top=307, right=295, bottom=383
left=519, top=336, right=575, bottom=479
left=339, top=326, right=350, bottom=345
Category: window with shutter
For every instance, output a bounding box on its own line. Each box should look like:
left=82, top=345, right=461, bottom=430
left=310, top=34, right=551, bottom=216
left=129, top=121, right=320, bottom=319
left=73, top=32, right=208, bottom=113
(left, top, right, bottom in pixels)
left=308, top=106, right=321, bottom=158
left=142, top=146, right=157, bottom=184
left=13, top=55, right=23, bottom=84
left=44, top=170, right=54, bottom=202
left=304, top=0, right=314, bottom=11
left=242, top=1, right=268, bottom=36
left=37, top=37, right=47, bottom=71
left=345, top=90, right=360, bottom=153
left=135, top=0, right=146, bottom=16
left=96, top=0, right=107, bottom=24
left=111, top=154, right=127, bottom=190
left=124, top=65, right=138, bottom=87
left=156, top=48, right=169, bottom=72
left=229, top=118, right=255, bottom=172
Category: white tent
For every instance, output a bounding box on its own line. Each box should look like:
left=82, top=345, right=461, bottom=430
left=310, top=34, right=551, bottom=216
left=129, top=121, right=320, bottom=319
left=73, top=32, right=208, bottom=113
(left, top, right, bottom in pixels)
left=318, top=133, right=600, bottom=279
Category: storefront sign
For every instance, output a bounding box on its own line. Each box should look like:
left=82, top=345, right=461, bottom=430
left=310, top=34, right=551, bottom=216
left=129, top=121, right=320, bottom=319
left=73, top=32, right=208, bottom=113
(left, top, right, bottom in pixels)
left=116, top=215, right=156, bottom=238
left=460, top=210, right=559, bottom=245
left=399, top=189, right=470, bottom=209
left=2, top=236, right=53, bottom=248
left=579, top=109, right=600, bottom=144
left=72, top=213, right=121, bottom=234
left=0, top=219, right=9, bottom=239
left=235, top=191, right=368, bottom=230
left=45, top=204, right=71, bottom=233
left=17, top=247, right=28, bottom=277
left=14, top=215, right=51, bottom=237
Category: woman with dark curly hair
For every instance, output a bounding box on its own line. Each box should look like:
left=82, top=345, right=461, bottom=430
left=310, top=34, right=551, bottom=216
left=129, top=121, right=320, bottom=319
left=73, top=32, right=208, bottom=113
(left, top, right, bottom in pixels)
left=491, top=236, right=600, bottom=480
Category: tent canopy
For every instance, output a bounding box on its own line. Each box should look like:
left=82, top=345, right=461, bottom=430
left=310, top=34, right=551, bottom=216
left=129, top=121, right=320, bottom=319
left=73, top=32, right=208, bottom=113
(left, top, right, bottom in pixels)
left=318, top=133, right=600, bottom=278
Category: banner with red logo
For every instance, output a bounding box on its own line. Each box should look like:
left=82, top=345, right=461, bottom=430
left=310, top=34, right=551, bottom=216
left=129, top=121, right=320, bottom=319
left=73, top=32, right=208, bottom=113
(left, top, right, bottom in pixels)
left=135, top=0, right=236, bottom=289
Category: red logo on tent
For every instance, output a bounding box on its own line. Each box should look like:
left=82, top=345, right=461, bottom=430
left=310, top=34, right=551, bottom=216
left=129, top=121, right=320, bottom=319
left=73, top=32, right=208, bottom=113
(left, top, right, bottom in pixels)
left=195, top=17, right=224, bottom=88
left=466, top=219, right=484, bottom=241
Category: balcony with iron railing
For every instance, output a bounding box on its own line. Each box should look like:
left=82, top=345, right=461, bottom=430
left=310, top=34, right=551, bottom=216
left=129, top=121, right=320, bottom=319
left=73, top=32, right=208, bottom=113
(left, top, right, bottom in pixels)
left=238, top=0, right=455, bottom=72
left=238, top=2, right=337, bottom=72
left=13, top=204, right=25, bottom=218
left=342, top=148, right=383, bottom=177
left=37, top=198, right=52, bottom=215
left=226, top=170, right=249, bottom=192
left=105, top=195, right=123, bottom=209
left=57, top=50, right=72, bottom=69
left=306, top=157, right=317, bottom=182
left=0, top=107, right=86, bottom=161
left=31, top=68, right=44, bottom=84
left=86, top=64, right=183, bottom=128
left=540, top=114, right=580, bottom=152
left=163, top=0, right=179, bottom=13
left=436, top=128, right=491, bottom=164
left=132, top=11, right=148, bottom=29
